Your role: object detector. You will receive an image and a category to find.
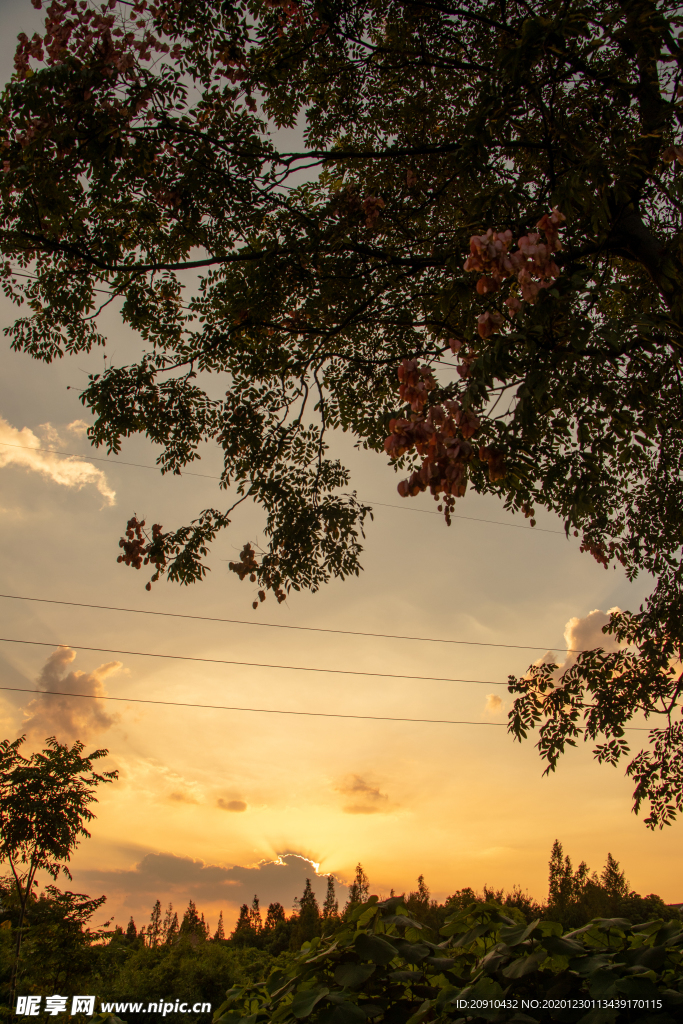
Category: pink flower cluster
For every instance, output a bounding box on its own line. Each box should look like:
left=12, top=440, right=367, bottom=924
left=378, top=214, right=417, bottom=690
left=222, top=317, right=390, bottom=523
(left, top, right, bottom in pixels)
left=15, top=0, right=176, bottom=81
left=464, top=208, right=565, bottom=337
left=384, top=360, right=485, bottom=501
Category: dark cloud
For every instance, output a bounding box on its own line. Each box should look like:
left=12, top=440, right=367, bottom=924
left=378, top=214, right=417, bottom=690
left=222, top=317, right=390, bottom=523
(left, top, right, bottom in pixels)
left=169, top=791, right=199, bottom=805
left=77, top=853, right=349, bottom=918
left=22, top=647, right=120, bottom=745
left=336, top=774, right=390, bottom=815
left=218, top=799, right=247, bottom=812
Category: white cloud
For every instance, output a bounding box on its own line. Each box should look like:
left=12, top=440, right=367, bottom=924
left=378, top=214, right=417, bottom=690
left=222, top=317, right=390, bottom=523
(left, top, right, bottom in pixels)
left=0, top=416, right=115, bottom=505
left=23, top=646, right=122, bottom=745
left=65, top=420, right=90, bottom=437
left=485, top=693, right=504, bottom=715
left=530, top=608, right=624, bottom=682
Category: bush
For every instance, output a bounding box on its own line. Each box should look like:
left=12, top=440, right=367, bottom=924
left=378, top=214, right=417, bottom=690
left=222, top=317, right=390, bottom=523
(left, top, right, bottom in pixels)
left=215, top=896, right=683, bottom=1024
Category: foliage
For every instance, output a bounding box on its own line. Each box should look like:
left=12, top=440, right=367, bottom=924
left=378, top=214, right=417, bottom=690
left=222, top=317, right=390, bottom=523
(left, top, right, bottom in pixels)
left=99, top=941, right=281, bottom=1024
left=3, top=849, right=680, bottom=1021
left=0, top=878, right=108, bottom=1004
left=0, top=735, right=117, bottom=1005
left=5, top=1, right=683, bottom=818
left=213, top=894, right=683, bottom=1024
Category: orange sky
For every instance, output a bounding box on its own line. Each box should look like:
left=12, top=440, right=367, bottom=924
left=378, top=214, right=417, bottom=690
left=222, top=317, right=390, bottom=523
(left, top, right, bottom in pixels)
left=0, top=0, right=680, bottom=937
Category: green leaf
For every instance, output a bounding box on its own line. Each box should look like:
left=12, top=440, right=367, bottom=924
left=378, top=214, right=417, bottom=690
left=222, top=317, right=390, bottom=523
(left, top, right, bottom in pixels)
left=334, top=963, right=376, bottom=989
left=542, top=934, right=585, bottom=956
left=317, top=1004, right=367, bottom=1024
left=405, top=999, right=432, bottom=1024
left=354, top=933, right=397, bottom=965
left=290, top=987, right=330, bottom=1018
left=499, top=920, right=540, bottom=946
left=501, top=949, right=546, bottom=979
left=615, top=975, right=662, bottom=999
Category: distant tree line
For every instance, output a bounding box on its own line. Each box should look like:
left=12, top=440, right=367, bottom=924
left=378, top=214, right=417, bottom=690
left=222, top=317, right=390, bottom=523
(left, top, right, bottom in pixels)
left=0, top=844, right=679, bottom=1019
left=112, top=844, right=680, bottom=960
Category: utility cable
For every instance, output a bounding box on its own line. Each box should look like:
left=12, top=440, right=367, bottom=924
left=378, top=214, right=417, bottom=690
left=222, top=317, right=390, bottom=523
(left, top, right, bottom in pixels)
left=0, top=684, right=651, bottom=730
left=0, top=439, right=565, bottom=534
left=0, top=685, right=505, bottom=725
left=0, top=636, right=507, bottom=685
left=0, top=594, right=585, bottom=654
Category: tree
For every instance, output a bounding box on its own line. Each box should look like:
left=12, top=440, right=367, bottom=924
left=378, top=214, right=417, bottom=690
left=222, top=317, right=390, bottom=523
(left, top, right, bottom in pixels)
left=408, top=874, right=430, bottom=908
left=231, top=903, right=257, bottom=946
left=162, top=903, right=179, bottom=945
left=213, top=910, right=225, bottom=942
left=264, top=902, right=286, bottom=930
left=179, top=898, right=208, bottom=942
left=0, top=881, right=108, bottom=998
left=5, top=1, right=683, bottom=822
left=345, top=864, right=370, bottom=910
left=601, top=852, right=630, bottom=899
left=0, top=735, right=117, bottom=1006
left=291, top=878, right=320, bottom=947
left=321, top=877, right=338, bottom=920
left=249, top=895, right=262, bottom=933
left=147, top=899, right=162, bottom=948
left=296, top=879, right=319, bottom=914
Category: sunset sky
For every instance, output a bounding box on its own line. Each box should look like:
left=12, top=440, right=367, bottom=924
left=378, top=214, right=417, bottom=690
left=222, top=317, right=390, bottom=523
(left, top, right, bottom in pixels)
left=0, top=0, right=680, bottom=937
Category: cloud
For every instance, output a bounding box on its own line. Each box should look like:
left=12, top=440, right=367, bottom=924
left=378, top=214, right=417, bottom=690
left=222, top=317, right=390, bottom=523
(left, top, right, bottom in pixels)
left=336, top=774, right=390, bottom=815
left=78, top=852, right=349, bottom=918
left=218, top=799, right=247, bottom=812
left=168, top=791, right=199, bottom=805
left=65, top=420, right=90, bottom=437
left=0, top=416, right=115, bottom=505
left=22, top=647, right=121, bottom=745
left=485, top=693, right=503, bottom=715
left=530, top=608, right=624, bottom=682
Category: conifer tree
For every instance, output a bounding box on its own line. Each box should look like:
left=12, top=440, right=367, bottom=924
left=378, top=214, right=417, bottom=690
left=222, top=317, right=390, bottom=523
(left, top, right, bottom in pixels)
left=213, top=910, right=225, bottom=942
left=232, top=903, right=252, bottom=939
left=180, top=899, right=201, bottom=936
left=264, top=902, right=286, bottom=930
left=126, top=917, right=137, bottom=941
left=297, top=879, right=319, bottom=914
left=162, top=904, right=178, bottom=945
left=147, top=899, right=162, bottom=948
left=322, top=877, right=338, bottom=919
left=249, top=895, right=262, bottom=933
left=601, top=853, right=630, bottom=898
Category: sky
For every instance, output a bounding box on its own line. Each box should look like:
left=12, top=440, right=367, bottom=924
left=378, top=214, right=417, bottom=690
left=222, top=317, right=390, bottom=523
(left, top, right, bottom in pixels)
left=0, top=0, right=680, bottom=936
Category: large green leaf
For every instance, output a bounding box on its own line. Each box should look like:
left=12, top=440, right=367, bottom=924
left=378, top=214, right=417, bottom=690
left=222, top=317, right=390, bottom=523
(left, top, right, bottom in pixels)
left=501, top=949, right=546, bottom=979
left=334, top=963, right=375, bottom=989
left=290, top=987, right=330, bottom=1019
left=354, top=933, right=397, bottom=965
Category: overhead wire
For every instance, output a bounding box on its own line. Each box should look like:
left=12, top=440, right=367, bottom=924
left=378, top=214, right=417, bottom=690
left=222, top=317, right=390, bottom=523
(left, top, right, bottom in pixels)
left=0, top=685, right=506, bottom=726
left=0, top=685, right=652, bottom=731
left=0, top=593, right=585, bottom=653
left=0, top=635, right=507, bottom=685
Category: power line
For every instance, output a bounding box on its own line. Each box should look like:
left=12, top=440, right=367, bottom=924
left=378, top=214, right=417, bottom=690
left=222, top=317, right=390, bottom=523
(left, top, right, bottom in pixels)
left=0, top=684, right=652, bottom=730
left=0, top=636, right=507, bottom=685
left=0, top=593, right=582, bottom=653
left=0, top=439, right=565, bottom=534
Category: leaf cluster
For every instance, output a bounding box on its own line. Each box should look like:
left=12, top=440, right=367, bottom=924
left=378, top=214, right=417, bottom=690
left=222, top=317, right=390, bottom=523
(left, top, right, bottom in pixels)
left=213, top=895, right=683, bottom=1024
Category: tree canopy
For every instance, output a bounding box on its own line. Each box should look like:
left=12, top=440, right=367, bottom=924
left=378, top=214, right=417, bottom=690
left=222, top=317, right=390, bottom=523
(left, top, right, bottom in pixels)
left=0, top=734, right=117, bottom=1003
left=3, top=0, right=683, bottom=825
